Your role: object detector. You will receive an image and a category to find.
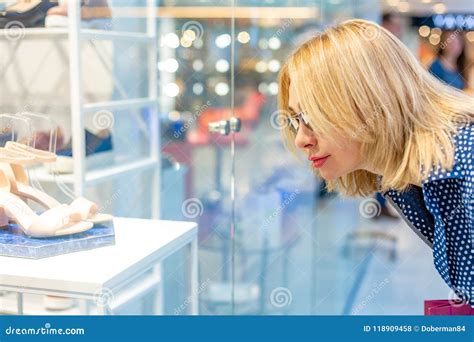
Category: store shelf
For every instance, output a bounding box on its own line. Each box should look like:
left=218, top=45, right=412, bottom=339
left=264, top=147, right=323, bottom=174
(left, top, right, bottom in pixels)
left=0, top=0, right=160, bottom=217
left=86, top=157, right=158, bottom=186
left=83, top=97, right=156, bottom=113
left=28, top=167, right=74, bottom=184
left=0, top=27, right=68, bottom=40
left=0, top=270, right=160, bottom=315
left=0, top=292, right=83, bottom=315
left=0, top=28, right=153, bottom=43
left=81, top=29, right=153, bottom=43
left=30, top=156, right=157, bottom=186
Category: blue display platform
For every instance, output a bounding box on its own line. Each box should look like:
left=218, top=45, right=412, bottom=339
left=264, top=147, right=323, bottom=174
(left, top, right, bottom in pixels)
left=0, top=221, right=115, bottom=259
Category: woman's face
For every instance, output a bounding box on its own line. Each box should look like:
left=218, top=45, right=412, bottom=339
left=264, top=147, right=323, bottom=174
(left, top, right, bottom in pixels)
left=288, top=81, right=365, bottom=180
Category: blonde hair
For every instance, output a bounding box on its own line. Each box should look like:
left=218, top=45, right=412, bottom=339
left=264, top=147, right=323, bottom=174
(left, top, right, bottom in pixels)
left=278, top=19, right=474, bottom=196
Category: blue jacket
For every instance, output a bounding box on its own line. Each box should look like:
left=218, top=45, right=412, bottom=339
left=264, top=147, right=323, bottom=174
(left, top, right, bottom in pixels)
left=384, top=123, right=473, bottom=306
left=429, top=59, right=465, bottom=91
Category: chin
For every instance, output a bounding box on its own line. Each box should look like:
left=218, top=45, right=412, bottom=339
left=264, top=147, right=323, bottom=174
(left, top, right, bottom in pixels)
left=319, top=167, right=347, bottom=181
left=319, top=170, right=338, bottom=181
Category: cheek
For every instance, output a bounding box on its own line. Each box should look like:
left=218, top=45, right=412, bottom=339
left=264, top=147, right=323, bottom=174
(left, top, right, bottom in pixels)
left=322, top=142, right=361, bottom=178
left=340, top=143, right=362, bottom=168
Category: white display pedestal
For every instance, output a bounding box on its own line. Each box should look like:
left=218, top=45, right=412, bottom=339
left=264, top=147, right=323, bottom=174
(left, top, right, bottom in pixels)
left=0, top=218, right=198, bottom=315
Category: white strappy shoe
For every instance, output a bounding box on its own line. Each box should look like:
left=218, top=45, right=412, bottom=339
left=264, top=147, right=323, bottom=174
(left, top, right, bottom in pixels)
left=2, top=141, right=113, bottom=224
left=0, top=168, right=93, bottom=238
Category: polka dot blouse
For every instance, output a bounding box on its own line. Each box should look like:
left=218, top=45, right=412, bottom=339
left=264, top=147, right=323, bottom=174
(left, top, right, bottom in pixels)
left=384, top=123, right=473, bottom=306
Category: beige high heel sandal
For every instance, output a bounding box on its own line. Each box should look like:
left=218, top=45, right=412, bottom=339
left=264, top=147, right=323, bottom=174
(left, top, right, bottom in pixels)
left=2, top=142, right=113, bottom=224
left=0, top=168, right=93, bottom=238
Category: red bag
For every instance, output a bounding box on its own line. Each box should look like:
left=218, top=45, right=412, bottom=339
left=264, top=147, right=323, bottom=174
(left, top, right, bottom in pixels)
left=424, top=300, right=473, bottom=315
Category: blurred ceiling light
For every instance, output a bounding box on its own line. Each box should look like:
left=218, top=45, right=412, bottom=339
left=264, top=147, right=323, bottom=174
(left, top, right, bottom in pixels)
left=215, top=82, right=230, bottom=96
left=268, top=37, right=281, bottom=50
left=215, top=34, right=232, bottom=48
left=398, top=1, right=410, bottom=12
left=268, top=59, right=281, bottom=72
left=237, top=31, right=251, bottom=44
left=163, top=33, right=180, bottom=49
left=268, top=82, right=278, bottom=95
left=193, top=38, right=203, bottom=49
left=431, top=27, right=442, bottom=35
left=456, top=15, right=466, bottom=27
left=466, top=31, right=474, bottom=42
left=418, top=25, right=431, bottom=37
left=192, top=59, right=204, bottom=71
left=168, top=110, right=180, bottom=121
left=258, top=38, right=268, bottom=49
left=164, top=83, right=180, bottom=97
left=433, top=2, right=446, bottom=14
left=433, top=14, right=444, bottom=27
left=429, top=34, right=441, bottom=45
left=183, top=29, right=196, bottom=41
left=215, top=59, right=230, bottom=73
left=386, top=0, right=399, bottom=7
left=421, top=0, right=432, bottom=3
left=163, top=58, right=179, bottom=73
left=443, top=14, right=456, bottom=29
left=255, top=60, right=267, bottom=73
left=180, top=36, right=193, bottom=47
left=192, top=83, right=204, bottom=95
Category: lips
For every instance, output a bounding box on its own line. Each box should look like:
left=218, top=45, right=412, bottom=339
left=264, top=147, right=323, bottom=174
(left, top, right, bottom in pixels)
left=309, top=155, right=330, bottom=168
left=308, top=155, right=330, bottom=162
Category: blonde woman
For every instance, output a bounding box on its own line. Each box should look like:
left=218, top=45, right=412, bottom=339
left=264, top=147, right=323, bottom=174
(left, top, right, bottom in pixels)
left=278, top=19, right=473, bottom=307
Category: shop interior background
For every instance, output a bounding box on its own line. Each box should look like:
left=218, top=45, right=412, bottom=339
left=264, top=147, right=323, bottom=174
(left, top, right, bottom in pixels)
left=0, top=0, right=473, bottom=315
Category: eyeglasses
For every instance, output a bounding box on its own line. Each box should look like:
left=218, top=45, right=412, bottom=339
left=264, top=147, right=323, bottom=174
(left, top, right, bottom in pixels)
left=287, top=111, right=312, bottom=134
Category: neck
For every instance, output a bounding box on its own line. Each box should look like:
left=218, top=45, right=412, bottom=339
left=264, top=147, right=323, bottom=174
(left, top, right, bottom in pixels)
left=361, top=164, right=422, bottom=188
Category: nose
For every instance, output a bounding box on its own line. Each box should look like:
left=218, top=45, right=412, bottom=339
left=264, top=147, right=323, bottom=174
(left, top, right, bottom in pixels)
left=294, top=123, right=317, bottom=150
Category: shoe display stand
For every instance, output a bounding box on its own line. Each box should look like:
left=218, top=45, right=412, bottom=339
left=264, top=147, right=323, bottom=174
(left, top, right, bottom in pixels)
left=0, top=0, right=160, bottom=219
left=0, top=223, right=115, bottom=259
